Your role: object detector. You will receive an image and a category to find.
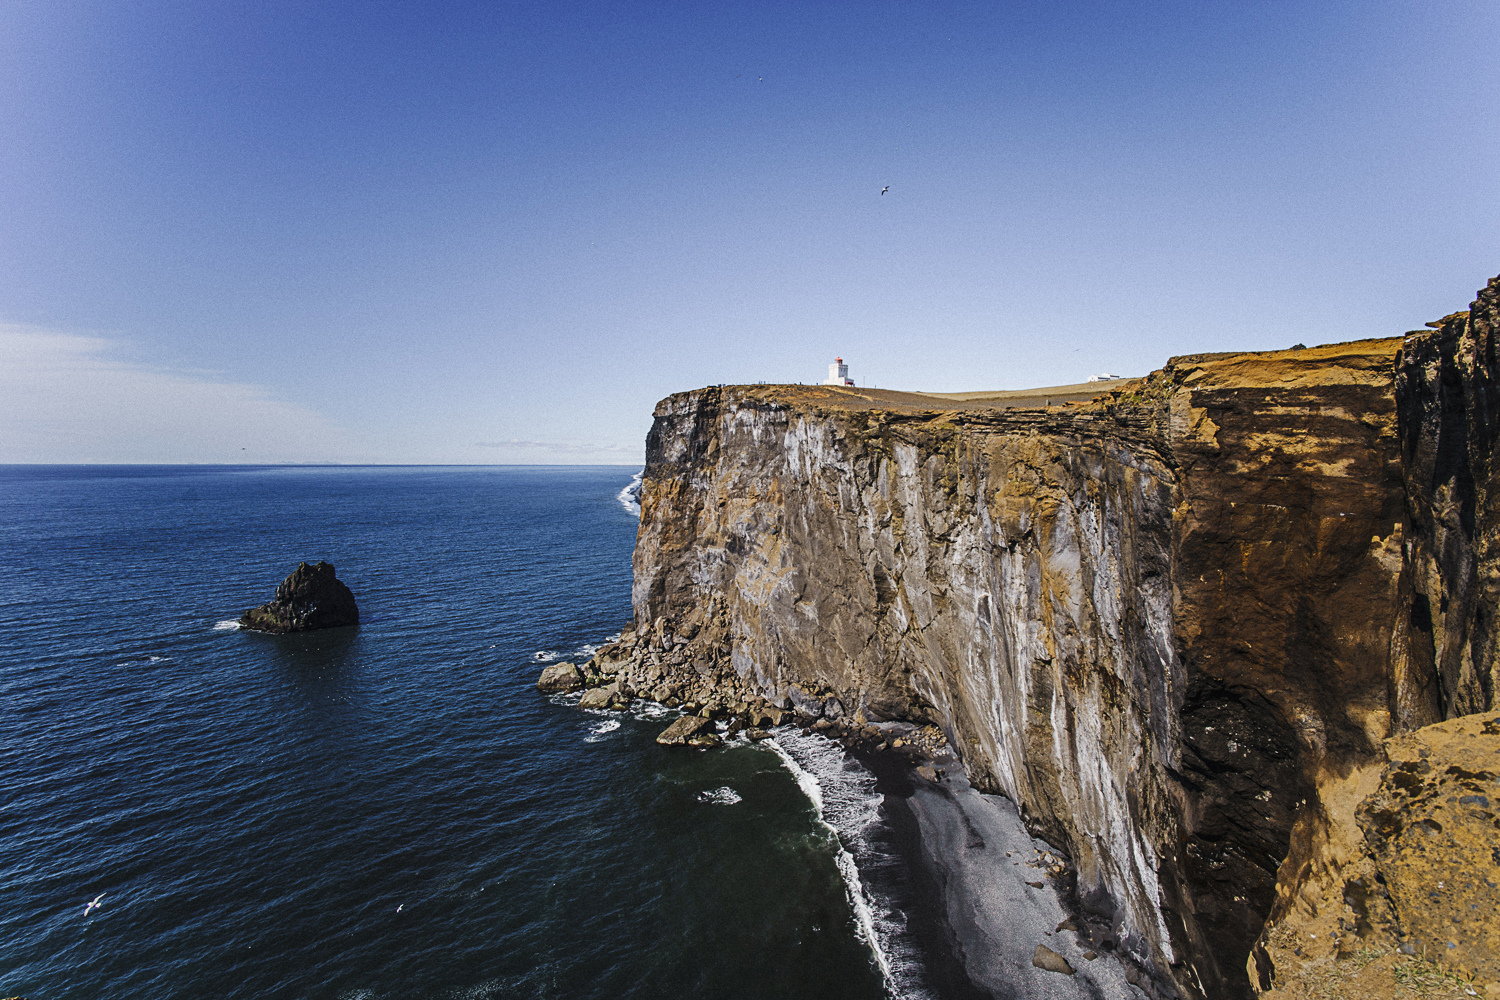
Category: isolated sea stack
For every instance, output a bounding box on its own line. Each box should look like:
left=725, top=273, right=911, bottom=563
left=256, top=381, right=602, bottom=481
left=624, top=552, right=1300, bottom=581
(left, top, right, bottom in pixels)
left=240, top=561, right=359, bottom=633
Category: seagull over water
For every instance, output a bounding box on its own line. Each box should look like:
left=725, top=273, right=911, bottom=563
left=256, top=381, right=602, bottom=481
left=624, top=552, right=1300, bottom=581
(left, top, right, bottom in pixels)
left=880, top=186, right=889, bottom=195
left=84, top=893, right=105, bottom=916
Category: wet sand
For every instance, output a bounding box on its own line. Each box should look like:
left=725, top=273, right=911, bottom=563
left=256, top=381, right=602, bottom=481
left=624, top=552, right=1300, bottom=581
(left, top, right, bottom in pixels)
left=861, top=750, right=1145, bottom=1000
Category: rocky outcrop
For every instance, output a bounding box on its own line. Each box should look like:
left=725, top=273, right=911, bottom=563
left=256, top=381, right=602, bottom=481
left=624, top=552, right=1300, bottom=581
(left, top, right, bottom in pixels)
left=1356, top=713, right=1500, bottom=980
left=1258, top=710, right=1500, bottom=996
left=1394, top=282, right=1500, bottom=723
left=536, top=662, right=583, bottom=692
left=626, top=276, right=1500, bottom=998
left=1034, top=943, right=1078, bottom=976
left=655, top=715, right=717, bottom=746
left=240, top=561, right=359, bottom=633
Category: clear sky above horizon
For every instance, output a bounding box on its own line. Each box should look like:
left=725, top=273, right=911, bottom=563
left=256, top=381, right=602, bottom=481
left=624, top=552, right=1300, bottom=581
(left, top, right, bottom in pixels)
left=3, top=1, right=1497, bottom=464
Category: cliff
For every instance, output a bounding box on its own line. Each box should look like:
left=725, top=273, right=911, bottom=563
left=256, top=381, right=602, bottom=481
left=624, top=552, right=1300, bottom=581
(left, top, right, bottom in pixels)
left=628, top=276, right=1500, bottom=999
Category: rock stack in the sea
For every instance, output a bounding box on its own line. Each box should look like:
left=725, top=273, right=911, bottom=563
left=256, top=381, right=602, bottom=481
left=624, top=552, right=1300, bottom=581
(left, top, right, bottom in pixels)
left=239, top=561, right=359, bottom=633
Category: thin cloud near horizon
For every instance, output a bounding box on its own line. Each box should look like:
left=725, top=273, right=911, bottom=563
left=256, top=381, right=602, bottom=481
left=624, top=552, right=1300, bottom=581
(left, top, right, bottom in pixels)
left=0, top=324, right=351, bottom=464
left=475, top=439, right=638, bottom=454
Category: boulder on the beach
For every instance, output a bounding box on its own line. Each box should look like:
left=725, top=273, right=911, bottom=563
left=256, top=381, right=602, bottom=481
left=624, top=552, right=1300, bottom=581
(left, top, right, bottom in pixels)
left=593, top=643, right=630, bottom=674
left=656, top=715, right=713, bottom=746
left=578, top=683, right=619, bottom=709
left=915, top=765, right=939, bottom=783
left=537, top=663, right=583, bottom=692
left=749, top=705, right=786, bottom=727
left=787, top=685, right=823, bottom=718
left=745, top=728, right=770, bottom=741
left=240, top=561, right=359, bottom=633
left=685, top=732, right=722, bottom=749
left=1031, top=944, right=1075, bottom=976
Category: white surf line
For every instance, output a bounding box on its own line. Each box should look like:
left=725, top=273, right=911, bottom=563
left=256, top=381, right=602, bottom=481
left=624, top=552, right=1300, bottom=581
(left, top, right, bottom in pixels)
left=616, top=471, right=643, bottom=515
left=766, top=737, right=897, bottom=990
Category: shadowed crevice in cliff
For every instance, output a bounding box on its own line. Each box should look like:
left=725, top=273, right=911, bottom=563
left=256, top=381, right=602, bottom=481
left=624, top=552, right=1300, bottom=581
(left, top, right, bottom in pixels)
left=1166, top=680, right=1310, bottom=999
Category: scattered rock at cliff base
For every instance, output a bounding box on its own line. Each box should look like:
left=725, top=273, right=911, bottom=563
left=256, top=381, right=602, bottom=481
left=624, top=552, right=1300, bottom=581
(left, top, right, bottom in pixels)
left=1032, top=944, right=1076, bottom=976
left=536, top=662, right=583, bottom=692
left=239, top=561, right=359, bottom=633
left=578, top=684, right=619, bottom=709
left=1355, top=713, right=1500, bottom=981
left=655, top=715, right=714, bottom=746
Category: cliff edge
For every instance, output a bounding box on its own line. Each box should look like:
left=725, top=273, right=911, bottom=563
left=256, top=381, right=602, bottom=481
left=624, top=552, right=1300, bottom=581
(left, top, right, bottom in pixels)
left=629, top=275, right=1500, bottom=999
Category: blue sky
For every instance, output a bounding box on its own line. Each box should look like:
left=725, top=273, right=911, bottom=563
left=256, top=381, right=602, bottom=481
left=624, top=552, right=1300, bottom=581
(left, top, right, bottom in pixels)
left=2, top=0, right=1497, bottom=464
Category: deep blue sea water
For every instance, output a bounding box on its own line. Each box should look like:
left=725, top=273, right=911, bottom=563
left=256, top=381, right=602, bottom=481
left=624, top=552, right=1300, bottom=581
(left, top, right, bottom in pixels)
left=0, top=466, right=937, bottom=1000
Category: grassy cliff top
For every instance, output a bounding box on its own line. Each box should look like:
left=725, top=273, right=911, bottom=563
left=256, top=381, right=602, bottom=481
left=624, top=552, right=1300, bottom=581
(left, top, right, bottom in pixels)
left=711, top=337, right=1407, bottom=415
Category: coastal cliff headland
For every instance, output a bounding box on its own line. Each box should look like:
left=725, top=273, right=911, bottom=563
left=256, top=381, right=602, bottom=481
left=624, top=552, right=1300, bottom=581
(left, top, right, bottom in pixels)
left=576, top=275, right=1500, bottom=998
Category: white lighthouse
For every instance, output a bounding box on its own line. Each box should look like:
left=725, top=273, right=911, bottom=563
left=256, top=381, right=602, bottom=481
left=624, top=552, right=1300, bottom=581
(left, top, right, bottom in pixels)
left=821, top=357, right=854, bottom=386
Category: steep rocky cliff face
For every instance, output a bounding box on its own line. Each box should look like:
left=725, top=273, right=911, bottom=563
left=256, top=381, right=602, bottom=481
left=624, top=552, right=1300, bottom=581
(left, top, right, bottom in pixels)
left=1395, top=280, right=1500, bottom=721
left=630, top=276, right=1500, bottom=999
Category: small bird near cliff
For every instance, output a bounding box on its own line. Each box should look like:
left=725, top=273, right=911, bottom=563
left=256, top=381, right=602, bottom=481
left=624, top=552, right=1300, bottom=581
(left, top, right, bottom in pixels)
left=84, top=893, right=105, bottom=916
left=880, top=186, right=889, bottom=195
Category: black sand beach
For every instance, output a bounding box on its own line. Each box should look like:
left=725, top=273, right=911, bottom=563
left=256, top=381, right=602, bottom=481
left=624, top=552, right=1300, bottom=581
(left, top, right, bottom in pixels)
left=860, top=752, right=1145, bottom=1000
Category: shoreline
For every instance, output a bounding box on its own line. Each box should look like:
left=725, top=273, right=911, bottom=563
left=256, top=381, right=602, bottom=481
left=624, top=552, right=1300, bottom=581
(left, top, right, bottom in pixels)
left=541, top=639, right=1145, bottom=999
left=852, top=741, right=1144, bottom=1000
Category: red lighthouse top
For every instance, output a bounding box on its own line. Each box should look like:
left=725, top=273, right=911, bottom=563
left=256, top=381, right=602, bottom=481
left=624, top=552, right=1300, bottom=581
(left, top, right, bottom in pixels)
left=836, top=357, right=842, bottom=363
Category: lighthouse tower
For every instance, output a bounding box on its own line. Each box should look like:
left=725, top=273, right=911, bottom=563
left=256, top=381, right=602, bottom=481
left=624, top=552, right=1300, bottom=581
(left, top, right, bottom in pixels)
left=821, top=357, right=855, bottom=386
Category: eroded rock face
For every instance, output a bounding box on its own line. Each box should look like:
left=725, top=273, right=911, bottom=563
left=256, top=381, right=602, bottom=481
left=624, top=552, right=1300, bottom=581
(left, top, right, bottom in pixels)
left=240, top=561, right=359, bottom=633
left=1256, top=711, right=1500, bottom=990
left=627, top=275, right=1500, bottom=998
left=631, top=338, right=1425, bottom=997
left=1394, top=276, right=1500, bottom=723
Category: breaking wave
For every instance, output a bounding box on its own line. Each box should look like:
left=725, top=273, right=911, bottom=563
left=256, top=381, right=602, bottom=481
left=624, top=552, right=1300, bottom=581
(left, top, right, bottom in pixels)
left=696, top=786, right=743, bottom=805
left=766, top=730, right=934, bottom=998
left=617, top=472, right=642, bottom=516
left=584, top=719, right=621, bottom=742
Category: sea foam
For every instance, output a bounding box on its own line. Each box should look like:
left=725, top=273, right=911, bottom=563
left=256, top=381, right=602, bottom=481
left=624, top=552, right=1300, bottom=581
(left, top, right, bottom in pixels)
left=584, top=719, right=621, bottom=742
left=767, top=729, right=935, bottom=999
left=616, top=472, right=643, bottom=516
left=766, top=734, right=894, bottom=986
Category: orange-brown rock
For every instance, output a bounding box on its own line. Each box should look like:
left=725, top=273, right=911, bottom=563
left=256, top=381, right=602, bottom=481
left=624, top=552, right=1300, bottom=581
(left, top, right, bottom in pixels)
left=1255, top=712, right=1500, bottom=996
left=1360, top=713, right=1500, bottom=979
left=629, top=275, right=1500, bottom=999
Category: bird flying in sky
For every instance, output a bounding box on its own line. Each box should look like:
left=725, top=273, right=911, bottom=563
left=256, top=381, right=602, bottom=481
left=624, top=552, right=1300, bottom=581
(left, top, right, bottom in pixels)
left=880, top=186, right=889, bottom=195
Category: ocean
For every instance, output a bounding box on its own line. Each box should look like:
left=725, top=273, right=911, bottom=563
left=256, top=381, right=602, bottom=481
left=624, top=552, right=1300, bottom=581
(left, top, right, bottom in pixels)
left=0, top=465, right=953, bottom=999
